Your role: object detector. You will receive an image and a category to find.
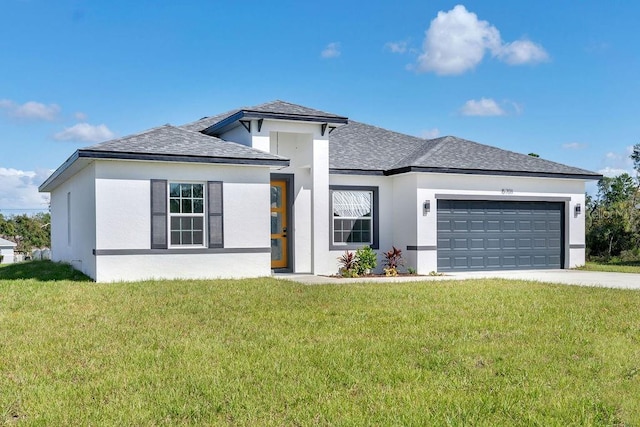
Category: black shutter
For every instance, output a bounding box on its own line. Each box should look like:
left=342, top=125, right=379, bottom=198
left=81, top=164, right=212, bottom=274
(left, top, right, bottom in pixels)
left=151, top=180, right=168, bottom=249
left=207, top=181, right=223, bottom=248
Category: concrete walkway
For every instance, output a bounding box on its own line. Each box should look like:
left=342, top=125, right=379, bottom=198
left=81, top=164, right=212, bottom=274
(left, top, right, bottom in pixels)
left=274, top=270, right=640, bottom=290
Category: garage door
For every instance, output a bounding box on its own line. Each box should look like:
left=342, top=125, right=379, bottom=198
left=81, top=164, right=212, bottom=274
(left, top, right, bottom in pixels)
left=437, top=200, right=564, bottom=271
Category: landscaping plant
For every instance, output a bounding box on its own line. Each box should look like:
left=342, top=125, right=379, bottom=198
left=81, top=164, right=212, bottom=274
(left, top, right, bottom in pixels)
left=383, top=246, right=404, bottom=276
left=355, top=246, right=377, bottom=275
left=337, top=250, right=358, bottom=277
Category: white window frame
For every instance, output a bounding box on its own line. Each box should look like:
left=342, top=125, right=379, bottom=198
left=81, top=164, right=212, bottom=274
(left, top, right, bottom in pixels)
left=330, top=186, right=379, bottom=250
left=168, top=182, right=206, bottom=248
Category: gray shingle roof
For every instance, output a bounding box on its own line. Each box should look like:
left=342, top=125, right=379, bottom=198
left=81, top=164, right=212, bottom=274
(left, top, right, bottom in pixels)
left=82, top=101, right=598, bottom=179
left=394, top=135, right=598, bottom=177
left=180, top=100, right=347, bottom=133
left=329, top=121, right=600, bottom=178
left=244, top=100, right=347, bottom=119
left=180, top=108, right=240, bottom=132
left=329, top=121, right=430, bottom=172
left=83, top=124, right=287, bottom=165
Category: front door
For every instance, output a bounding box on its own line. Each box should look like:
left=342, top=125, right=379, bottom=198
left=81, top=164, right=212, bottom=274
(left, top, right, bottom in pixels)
left=270, top=180, right=288, bottom=269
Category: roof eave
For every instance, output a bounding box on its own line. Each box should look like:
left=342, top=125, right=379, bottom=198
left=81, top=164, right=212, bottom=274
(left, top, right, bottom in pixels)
left=76, top=150, right=289, bottom=166
left=203, top=110, right=349, bottom=136
left=384, top=166, right=603, bottom=180
left=39, top=150, right=84, bottom=192
left=329, top=168, right=386, bottom=176
left=39, top=149, right=290, bottom=192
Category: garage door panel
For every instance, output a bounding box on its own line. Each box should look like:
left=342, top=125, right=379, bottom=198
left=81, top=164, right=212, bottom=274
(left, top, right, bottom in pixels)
left=518, top=255, right=532, bottom=267
left=518, top=238, right=532, bottom=249
left=453, top=220, right=468, bottom=231
left=437, top=200, right=564, bottom=271
left=503, top=238, right=517, bottom=249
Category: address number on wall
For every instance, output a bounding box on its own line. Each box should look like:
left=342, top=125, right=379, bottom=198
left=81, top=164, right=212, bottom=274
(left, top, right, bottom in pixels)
left=501, top=188, right=514, bottom=194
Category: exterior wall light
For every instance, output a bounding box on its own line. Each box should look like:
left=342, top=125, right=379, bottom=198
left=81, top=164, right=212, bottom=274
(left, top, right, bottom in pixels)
left=575, top=203, right=581, bottom=215
left=423, top=200, right=430, bottom=215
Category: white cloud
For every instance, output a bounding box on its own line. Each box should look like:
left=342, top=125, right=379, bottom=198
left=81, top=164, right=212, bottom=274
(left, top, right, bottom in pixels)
left=562, top=142, right=588, bottom=150
left=0, top=99, right=60, bottom=121
left=54, top=123, right=115, bottom=143
left=497, top=39, right=549, bottom=65
left=415, top=5, right=548, bottom=75
left=385, top=41, right=408, bottom=54
left=74, top=111, right=88, bottom=121
left=0, top=167, right=51, bottom=214
left=420, top=128, right=440, bottom=139
left=460, top=98, right=505, bottom=116
left=598, top=167, right=631, bottom=178
left=321, top=42, right=341, bottom=59
left=599, top=145, right=635, bottom=177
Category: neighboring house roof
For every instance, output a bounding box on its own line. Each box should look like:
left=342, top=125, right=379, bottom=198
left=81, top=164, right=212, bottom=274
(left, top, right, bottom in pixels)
left=0, top=237, right=17, bottom=247
left=39, top=125, right=289, bottom=192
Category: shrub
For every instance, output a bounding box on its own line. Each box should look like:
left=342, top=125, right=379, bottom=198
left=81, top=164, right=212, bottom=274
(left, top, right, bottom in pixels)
left=355, top=246, right=377, bottom=275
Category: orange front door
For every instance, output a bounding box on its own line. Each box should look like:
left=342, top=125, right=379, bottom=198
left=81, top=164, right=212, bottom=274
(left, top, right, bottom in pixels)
left=270, top=180, right=288, bottom=269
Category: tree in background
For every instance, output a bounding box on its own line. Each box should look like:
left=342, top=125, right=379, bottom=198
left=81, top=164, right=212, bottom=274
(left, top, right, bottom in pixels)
left=586, top=143, right=640, bottom=260
left=0, top=212, right=51, bottom=253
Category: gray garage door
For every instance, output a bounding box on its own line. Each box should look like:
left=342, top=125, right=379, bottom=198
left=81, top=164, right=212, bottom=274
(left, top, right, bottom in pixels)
left=437, top=200, right=564, bottom=271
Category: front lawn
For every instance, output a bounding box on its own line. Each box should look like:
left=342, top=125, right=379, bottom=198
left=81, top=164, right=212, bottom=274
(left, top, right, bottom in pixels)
left=1, top=261, right=639, bottom=425
left=579, top=261, right=640, bottom=274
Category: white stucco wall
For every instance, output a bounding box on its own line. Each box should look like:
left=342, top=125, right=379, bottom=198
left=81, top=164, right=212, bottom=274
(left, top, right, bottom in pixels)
left=413, top=173, right=588, bottom=272
left=252, top=119, right=334, bottom=275
left=322, top=172, right=589, bottom=275
left=49, top=162, right=97, bottom=278
left=91, top=160, right=272, bottom=282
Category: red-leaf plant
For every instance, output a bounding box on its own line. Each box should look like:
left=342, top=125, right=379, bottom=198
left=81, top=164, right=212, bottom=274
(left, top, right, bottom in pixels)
left=383, top=246, right=404, bottom=276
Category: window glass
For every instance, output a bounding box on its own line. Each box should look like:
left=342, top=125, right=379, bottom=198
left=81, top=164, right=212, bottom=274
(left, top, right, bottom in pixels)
left=169, top=183, right=205, bottom=246
left=331, top=190, right=374, bottom=245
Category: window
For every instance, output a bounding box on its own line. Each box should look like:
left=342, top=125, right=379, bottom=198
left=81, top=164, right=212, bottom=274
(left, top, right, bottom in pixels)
left=67, top=192, right=71, bottom=246
left=330, top=186, right=378, bottom=249
left=169, top=183, right=205, bottom=246
left=151, top=180, right=223, bottom=250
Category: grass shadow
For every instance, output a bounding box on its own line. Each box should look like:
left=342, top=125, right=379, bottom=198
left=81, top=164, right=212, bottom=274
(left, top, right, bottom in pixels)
left=0, top=260, right=92, bottom=282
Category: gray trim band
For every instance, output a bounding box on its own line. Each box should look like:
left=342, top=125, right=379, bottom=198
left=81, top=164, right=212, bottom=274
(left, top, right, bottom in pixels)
left=569, top=244, right=586, bottom=249
left=435, top=194, right=571, bottom=202
left=93, top=247, right=270, bottom=256
left=406, top=245, right=437, bottom=251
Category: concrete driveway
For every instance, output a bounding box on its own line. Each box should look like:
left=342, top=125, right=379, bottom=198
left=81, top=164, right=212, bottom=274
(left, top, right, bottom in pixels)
left=276, top=270, right=640, bottom=289
left=447, top=269, right=640, bottom=290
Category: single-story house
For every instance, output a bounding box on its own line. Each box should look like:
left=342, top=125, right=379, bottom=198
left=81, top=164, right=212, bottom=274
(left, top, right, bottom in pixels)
left=0, top=237, right=17, bottom=264
left=39, top=101, right=601, bottom=282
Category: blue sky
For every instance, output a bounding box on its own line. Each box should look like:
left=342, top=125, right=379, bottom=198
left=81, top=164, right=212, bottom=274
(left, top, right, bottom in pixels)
left=1, top=0, right=639, bottom=214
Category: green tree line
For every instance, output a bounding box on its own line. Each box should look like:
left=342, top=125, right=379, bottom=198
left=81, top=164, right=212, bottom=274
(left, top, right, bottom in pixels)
left=0, top=212, right=51, bottom=253
left=586, top=143, right=640, bottom=260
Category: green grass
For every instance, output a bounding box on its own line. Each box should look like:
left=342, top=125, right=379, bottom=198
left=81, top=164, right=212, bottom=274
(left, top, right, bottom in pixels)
left=579, top=261, right=640, bottom=274
left=1, top=261, right=640, bottom=425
